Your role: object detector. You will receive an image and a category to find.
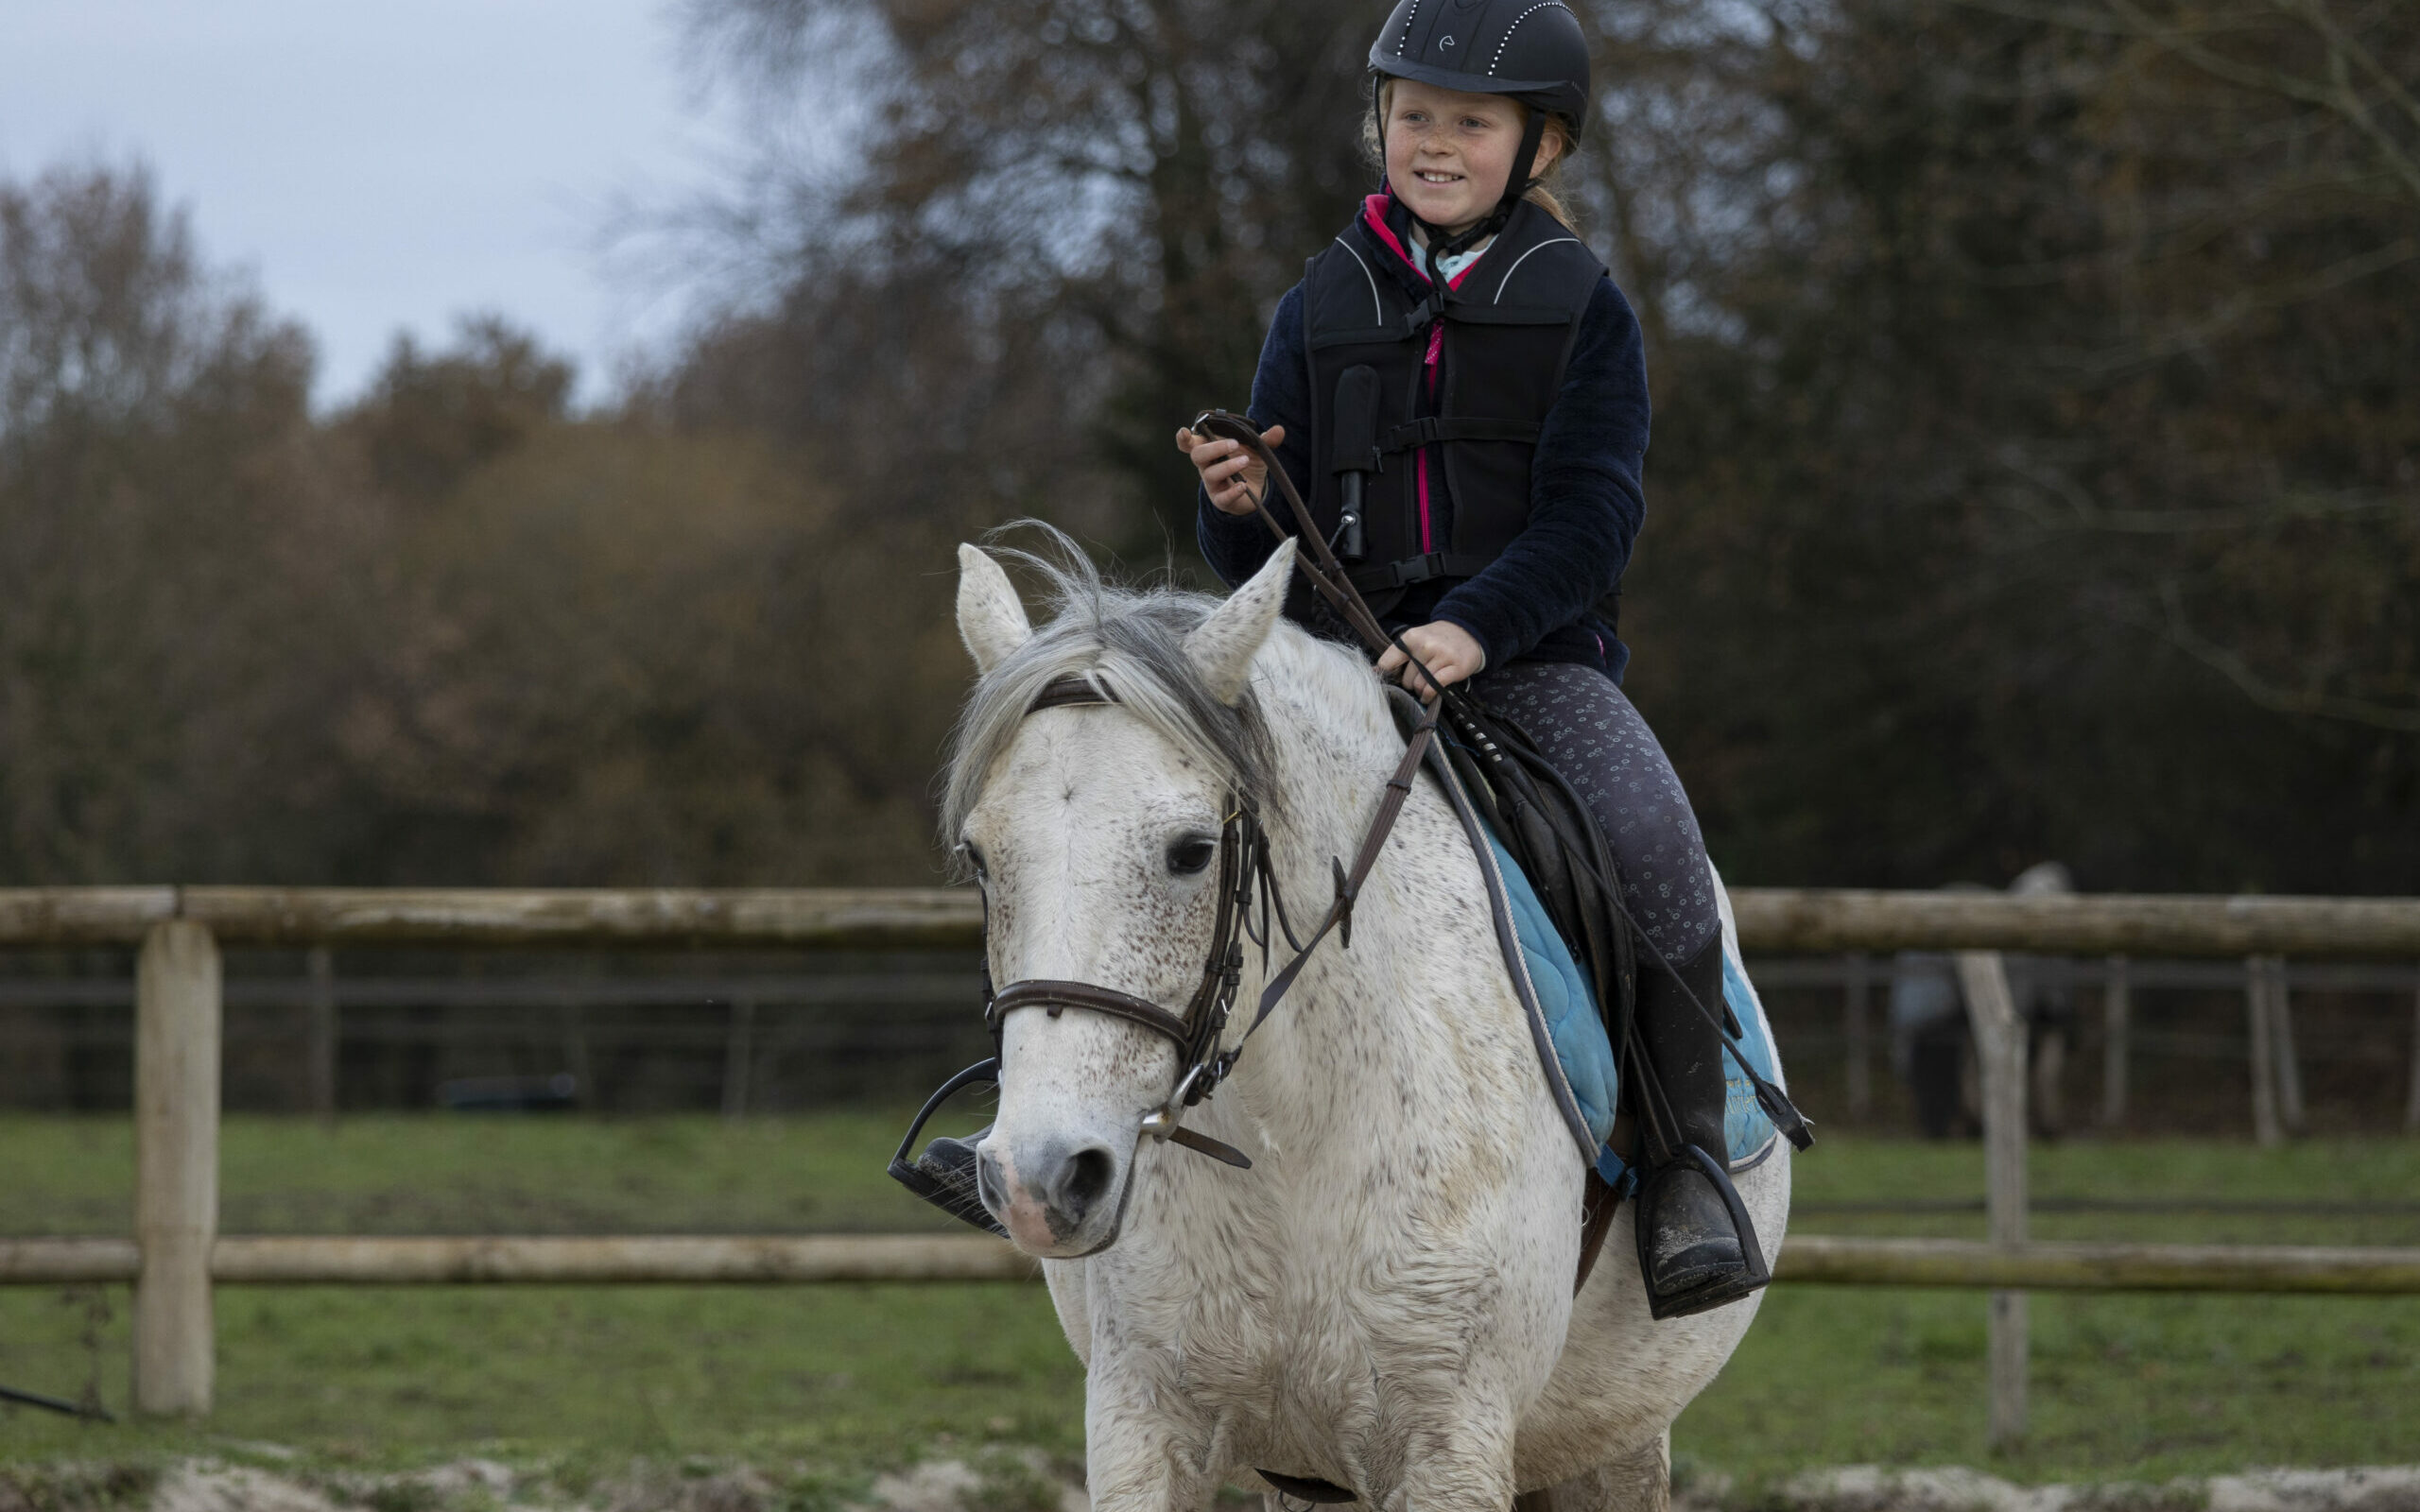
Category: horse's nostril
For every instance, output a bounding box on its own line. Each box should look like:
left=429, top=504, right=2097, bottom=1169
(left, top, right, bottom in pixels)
left=977, top=1147, right=1010, bottom=1214
left=1056, top=1145, right=1115, bottom=1220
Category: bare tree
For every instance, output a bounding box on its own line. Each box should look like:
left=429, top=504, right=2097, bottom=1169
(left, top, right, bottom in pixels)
left=1945, top=0, right=2420, bottom=730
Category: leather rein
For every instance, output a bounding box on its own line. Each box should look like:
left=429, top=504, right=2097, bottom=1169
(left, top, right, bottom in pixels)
left=977, top=410, right=1450, bottom=1171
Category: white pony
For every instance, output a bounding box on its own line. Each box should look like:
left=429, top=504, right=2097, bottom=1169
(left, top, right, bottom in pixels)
left=946, top=537, right=1789, bottom=1512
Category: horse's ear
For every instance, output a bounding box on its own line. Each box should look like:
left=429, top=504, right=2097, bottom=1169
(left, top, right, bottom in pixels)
left=1185, top=539, right=1296, bottom=704
left=957, top=544, right=1032, bottom=674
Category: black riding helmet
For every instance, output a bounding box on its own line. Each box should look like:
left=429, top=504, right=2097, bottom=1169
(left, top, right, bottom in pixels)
left=1367, top=0, right=1591, bottom=260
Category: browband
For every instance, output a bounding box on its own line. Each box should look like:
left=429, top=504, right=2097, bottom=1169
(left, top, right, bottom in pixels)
left=1028, top=674, right=1116, bottom=713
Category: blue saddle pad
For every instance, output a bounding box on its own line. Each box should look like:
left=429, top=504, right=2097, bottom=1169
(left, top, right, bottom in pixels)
left=1481, top=832, right=1783, bottom=1188
left=1484, top=831, right=1617, bottom=1144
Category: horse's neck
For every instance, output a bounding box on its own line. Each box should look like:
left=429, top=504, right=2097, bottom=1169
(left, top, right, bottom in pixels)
left=1254, top=627, right=1407, bottom=912
left=1219, top=633, right=1431, bottom=1152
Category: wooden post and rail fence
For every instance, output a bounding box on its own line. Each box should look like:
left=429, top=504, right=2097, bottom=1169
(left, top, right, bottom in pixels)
left=2, top=885, right=2418, bottom=1440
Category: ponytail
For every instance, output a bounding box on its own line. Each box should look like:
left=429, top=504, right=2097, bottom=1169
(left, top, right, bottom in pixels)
left=1521, top=113, right=1582, bottom=232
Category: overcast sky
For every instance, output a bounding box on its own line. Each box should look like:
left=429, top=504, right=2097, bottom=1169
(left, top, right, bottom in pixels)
left=0, top=0, right=737, bottom=406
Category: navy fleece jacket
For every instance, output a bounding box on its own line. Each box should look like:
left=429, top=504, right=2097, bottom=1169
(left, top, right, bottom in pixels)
left=1197, top=224, right=1651, bottom=682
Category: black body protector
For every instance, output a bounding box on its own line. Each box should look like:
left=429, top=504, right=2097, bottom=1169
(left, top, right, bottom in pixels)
left=1298, top=196, right=1603, bottom=623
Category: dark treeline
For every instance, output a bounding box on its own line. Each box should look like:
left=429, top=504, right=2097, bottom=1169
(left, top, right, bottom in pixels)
left=1, top=0, right=2413, bottom=893
left=0, top=169, right=960, bottom=886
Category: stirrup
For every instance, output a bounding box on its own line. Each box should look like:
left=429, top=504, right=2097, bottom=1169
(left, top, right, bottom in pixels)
left=887, top=1059, right=1007, bottom=1238
left=1634, top=1143, right=1771, bottom=1320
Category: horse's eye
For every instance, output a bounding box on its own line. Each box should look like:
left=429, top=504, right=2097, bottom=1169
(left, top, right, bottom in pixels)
left=959, top=842, right=989, bottom=881
left=1167, top=835, right=1218, bottom=876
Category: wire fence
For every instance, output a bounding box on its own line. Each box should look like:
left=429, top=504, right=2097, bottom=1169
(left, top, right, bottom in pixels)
left=1, top=885, right=2415, bottom=1423
left=3, top=952, right=2414, bottom=1133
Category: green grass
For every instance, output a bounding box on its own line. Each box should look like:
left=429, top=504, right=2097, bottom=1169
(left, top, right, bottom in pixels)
left=1682, top=1135, right=2420, bottom=1485
left=0, top=1280, right=1083, bottom=1477
left=2, top=1117, right=2416, bottom=1487
left=1682, top=1286, right=2419, bottom=1487
left=0, top=1112, right=963, bottom=1238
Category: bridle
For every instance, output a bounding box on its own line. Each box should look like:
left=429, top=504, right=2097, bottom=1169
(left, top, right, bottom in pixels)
left=976, top=676, right=1264, bottom=1167
left=976, top=673, right=1431, bottom=1167
left=962, top=411, right=1451, bottom=1171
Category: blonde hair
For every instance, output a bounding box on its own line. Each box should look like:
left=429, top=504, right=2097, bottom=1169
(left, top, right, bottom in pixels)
left=1363, top=79, right=1582, bottom=233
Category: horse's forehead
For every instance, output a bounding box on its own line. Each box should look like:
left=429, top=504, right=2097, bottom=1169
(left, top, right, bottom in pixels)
left=972, top=710, right=1223, bottom=989
left=973, top=710, right=1216, bottom=833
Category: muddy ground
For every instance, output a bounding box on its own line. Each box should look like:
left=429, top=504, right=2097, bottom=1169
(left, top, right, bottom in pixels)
left=5, top=1457, right=2419, bottom=1512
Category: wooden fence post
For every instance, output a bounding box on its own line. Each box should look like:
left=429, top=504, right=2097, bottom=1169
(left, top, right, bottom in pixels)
left=2267, top=959, right=2306, bottom=1137
left=560, top=998, right=593, bottom=1108
left=722, top=997, right=756, bottom=1122
left=304, top=946, right=337, bottom=1127
left=1956, top=950, right=2027, bottom=1450
left=2100, top=955, right=2129, bottom=1129
left=1844, top=953, right=1872, bottom=1121
left=134, top=919, right=219, bottom=1418
left=2246, top=957, right=2282, bottom=1149
left=2406, top=976, right=2420, bottom=1136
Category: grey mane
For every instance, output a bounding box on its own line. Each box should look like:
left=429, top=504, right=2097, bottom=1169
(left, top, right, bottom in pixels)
left=941, top=528, right=1284, bottom=867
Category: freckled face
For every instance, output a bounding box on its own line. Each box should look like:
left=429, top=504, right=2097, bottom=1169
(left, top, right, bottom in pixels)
left=1384, top=79, right=1556, bottom=237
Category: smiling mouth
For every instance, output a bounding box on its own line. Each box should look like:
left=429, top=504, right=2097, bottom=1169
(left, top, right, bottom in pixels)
left=1415, top=170, right=1464, bottom=184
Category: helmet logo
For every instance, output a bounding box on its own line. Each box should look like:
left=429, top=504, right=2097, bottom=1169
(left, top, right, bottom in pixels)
left=1440, top=33, right=1455, bottom=45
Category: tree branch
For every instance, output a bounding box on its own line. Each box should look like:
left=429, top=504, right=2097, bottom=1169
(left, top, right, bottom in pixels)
left=2046, top=236, right=2420, bottom=375
left=2098, top=0, right=2420, bottom=208
left=2278, top=0, right=2420, bottom=141
left=2156, top=580, right=2420, bottom=732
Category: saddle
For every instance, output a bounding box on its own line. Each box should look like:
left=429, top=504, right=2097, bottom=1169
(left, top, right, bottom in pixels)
left=1397, top=682, right=1813, bottom=1298
left=1388, top=688, right=1634, bottom=1289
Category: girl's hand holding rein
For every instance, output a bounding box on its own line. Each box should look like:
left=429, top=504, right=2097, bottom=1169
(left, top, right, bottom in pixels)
left=1177, top=423, right=1286, bottom=516
left=1376, top=621, right=1486, bottom=702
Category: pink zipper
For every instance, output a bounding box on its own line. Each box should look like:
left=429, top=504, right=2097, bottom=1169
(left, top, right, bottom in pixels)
left=1360, top=194, right=1481, bottom=560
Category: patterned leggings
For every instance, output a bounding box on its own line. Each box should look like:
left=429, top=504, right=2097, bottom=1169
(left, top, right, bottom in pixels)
left=1472, top=659, right=1720, bottom=962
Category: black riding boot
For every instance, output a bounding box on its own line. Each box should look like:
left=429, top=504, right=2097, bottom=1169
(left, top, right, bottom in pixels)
left=1632, top=936, right=1769, bottom=1319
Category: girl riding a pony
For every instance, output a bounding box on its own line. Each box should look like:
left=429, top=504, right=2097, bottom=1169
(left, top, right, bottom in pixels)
left=1179, top=0, right=1758, bottom=1318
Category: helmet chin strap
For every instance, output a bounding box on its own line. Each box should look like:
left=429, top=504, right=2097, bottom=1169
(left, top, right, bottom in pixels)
left=1404, top=109, right=1549, bottom=272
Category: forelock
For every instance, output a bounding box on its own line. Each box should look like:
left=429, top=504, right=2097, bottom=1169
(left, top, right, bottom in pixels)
left=940, top=530, right=1281, bottom=867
